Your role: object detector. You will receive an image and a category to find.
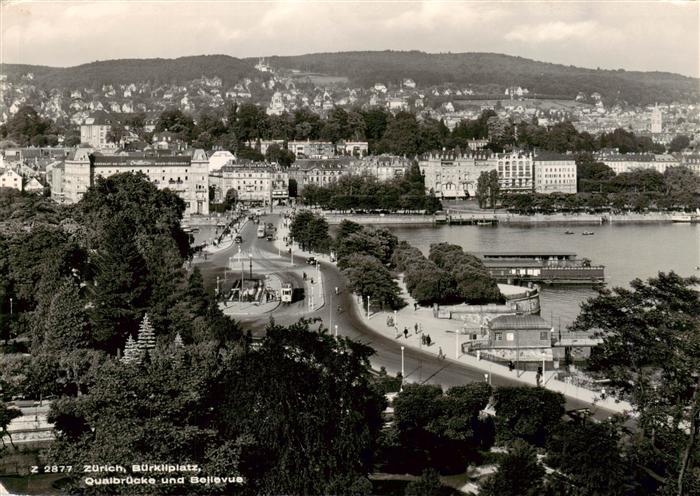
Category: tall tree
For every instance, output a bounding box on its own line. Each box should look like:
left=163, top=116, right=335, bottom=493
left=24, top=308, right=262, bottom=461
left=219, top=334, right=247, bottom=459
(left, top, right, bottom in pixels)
left=570, top=272, right=700, bottom=496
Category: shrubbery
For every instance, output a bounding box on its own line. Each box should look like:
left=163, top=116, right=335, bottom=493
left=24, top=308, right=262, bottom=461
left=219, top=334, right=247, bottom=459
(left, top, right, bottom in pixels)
left=392, top=241, right=503, bottom=305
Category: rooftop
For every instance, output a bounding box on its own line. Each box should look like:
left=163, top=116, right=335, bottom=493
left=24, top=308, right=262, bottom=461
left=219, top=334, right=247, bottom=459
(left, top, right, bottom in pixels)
left=489, top=315, right=552, bottom=331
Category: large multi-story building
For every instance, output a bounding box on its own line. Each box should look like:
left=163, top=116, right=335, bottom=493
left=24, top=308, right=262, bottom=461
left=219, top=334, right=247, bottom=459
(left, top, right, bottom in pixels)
left=62, top=149, right=209, bottom=215
left=495, top=151, right=535, bottom=193
left=596, top=153, right=680, bottom=175
left=533, top=153, right=577, bottom=194
left=287, top=140, right=336, bottom=159
left=209, top=164, right=288, bottom=204
left=80, top=113, right=114, bottom=149
left=288, top=159, right=350, bottom=194
left=420, top=151, right=536, bottom=198
left=418, top=152, right=494, bottom=199
left=349, top=156, right=411, bottom=182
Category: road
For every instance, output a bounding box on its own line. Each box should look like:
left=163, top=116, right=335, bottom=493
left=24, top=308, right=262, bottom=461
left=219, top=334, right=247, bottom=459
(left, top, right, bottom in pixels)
left=193, top=212, right=615, bottom=418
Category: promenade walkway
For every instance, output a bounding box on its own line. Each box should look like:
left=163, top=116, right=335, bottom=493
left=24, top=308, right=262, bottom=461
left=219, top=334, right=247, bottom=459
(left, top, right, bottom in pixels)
left=354, top=285, right=633, bottom=414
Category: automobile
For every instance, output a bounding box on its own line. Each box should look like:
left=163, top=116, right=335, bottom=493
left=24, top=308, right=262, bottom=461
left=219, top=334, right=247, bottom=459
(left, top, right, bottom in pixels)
left=306, top=256, right=316, bottom=265
left=266, top=235, right=273, bottom=241
left=235, top=235, right=243, bottom=243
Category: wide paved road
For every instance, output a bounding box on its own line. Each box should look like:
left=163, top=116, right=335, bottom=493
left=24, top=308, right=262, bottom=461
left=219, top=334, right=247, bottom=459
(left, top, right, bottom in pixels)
left=195, top=212, right=616, bottom=418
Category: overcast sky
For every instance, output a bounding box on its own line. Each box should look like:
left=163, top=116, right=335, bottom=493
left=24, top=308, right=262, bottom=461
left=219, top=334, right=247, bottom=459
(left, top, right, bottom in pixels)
left=2, top=0, right=699, bottom=77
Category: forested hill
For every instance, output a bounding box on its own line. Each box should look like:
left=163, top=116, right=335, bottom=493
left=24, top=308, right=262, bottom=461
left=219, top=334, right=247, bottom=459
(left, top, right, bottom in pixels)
left=3, top=51, right=697, bottom=104
left=1, top=55, right=258, bottom=88
left=262, top=51, right=699, bottom=104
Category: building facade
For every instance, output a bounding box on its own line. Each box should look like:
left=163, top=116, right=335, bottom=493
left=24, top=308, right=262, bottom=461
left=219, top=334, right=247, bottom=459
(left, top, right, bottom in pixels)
left=495, top=151, right=534, bottom=193
left=0, top=169, right=22, bottom=191
left=288, top=159, right=350, bottom=194
left=209, top=164, right=288, bottom=204
left=62, top=149, right=209, bottom=215
left=419, top=153, right=495, bottom=199
left=596, top=153, right=680, bottom=174
left=533, top=154, right=577, bottom=194
left=287, top=140, right=336, bottom=159
left=348, top=156, right=411, bottom=182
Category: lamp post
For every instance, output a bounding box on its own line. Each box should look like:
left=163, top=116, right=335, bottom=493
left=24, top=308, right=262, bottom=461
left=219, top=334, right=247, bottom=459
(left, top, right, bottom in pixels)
left=9, top=298, right=12, bottom=316
left=400, top=345, right=405, bottom=390
left=455, top=328, right=460, bottom=359
left=334, top=325, right=338, bottom=337
left=249, top=253, right=253, bottom=279
left=239, top=249, right=244, bottom=303
left=366, top=296, right=371, bottom=319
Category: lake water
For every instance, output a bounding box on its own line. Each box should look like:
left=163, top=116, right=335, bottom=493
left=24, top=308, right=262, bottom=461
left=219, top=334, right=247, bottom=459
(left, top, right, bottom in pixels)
left=385, top=223, right=700, bottom=330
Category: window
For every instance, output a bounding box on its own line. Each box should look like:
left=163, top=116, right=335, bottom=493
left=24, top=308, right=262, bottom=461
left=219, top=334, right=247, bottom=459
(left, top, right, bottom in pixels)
left=506, top=332, right=514, bottom=342
left=540, top=331, right=549, bottom=341
left=494, top=332, right=503, bottom=341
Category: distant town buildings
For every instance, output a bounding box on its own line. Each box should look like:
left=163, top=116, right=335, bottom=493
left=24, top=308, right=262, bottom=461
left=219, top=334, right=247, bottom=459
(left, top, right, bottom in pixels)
left=651, top=104, right=663, bottom=134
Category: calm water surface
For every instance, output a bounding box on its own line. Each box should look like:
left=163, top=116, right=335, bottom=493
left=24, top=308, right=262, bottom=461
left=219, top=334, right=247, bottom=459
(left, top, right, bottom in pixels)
left=385, top=223, right=700, bottom=329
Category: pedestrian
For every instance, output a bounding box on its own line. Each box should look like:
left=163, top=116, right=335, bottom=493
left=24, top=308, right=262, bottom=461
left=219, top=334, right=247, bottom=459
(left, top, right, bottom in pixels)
left=421, top=335, right=426, bottom=345
left=438, top=346, right=444, bottom=359
left=508, top=360, right=514, bottom=372
left=426, top=335, right=431, bottom=346
left=403, top=327, right=408, bottom=339
left=414, top=323, right=418, bottom=334
left=536, top=366, right=542, bottom=387
left=414, top=302, right=418, bottom=311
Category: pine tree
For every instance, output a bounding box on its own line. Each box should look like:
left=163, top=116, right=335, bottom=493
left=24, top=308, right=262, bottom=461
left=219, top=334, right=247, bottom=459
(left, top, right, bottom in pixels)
left=136, top=313, right=156, bottom=353
left=121, top=334, right=139, bottom=364
left=173, top=332, right=183, bottom=348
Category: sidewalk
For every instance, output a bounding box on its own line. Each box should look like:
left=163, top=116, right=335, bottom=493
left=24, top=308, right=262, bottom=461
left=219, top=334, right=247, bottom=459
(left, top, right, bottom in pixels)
left=202, top=219, right=248, bottom=255
left=352, top=279, right=633, bottom=415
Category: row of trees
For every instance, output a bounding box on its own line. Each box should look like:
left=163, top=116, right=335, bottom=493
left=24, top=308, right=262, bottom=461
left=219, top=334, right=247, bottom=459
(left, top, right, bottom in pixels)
left=393, top=242, right=504, bottom=305
left=499, top=164, right=700, bottom=213
left=301, top=163, right=442, bottom=213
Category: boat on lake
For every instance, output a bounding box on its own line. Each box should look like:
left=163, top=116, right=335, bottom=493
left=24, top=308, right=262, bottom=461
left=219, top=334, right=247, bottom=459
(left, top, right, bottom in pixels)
left=565, top=230, right=575, bottom=235
left=582, top=231, right=595, bottom=236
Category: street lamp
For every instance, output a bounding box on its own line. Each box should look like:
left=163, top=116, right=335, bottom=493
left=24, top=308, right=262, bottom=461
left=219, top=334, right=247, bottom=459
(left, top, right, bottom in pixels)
left=334, top=324, right=338, bottom=337
left=9, top=298, right=12, bottom=316
left=400, top=345, right=405, bottom=390
left=366, top=296, right=371, bottom=319
left=249, top=253, right=253, bottom=279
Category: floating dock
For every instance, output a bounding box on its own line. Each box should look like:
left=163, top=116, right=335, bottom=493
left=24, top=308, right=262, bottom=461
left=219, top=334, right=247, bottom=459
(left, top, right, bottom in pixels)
left=476, top=252, right=605, bottom=285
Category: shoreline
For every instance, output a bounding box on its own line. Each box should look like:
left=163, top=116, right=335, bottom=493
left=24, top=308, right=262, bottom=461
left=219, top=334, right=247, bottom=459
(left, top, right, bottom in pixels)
left=321, top=212, right=689, bottom=226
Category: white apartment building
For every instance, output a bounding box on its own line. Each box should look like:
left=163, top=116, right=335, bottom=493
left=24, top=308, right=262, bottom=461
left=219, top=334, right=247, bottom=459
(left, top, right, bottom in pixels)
left=419, top=153, right=494, bottom=198
left=209, top=165, right=289, bottom=205
left=349, top=156, right=411, bottom=182
left=0, top=169, right=22, bottom=191
left=533, top=154, right=577, bottom=194
left=495, top=151, right=535, bottom=193
left=419, top=151, right=536, bottom=198
left=597, top=153, right=680, bottom=175
left=62, top=149, right=209, bottom=215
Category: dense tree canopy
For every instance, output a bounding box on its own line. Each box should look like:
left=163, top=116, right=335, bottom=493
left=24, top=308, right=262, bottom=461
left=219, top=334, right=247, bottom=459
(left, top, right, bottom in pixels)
left=571, top=272, right=700, bottom=495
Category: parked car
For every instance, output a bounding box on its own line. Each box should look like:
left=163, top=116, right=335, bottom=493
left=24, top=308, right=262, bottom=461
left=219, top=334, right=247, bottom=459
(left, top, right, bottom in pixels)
left=235, top=235, right=243, bottom=244
left=306, top=256, right=316, bottom=265
left=266, top=235, right=273, bottom=241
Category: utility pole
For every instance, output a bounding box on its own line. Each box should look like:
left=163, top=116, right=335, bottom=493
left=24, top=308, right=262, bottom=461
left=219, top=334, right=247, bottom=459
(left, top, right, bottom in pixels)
left=366, top=296, right=370, bottom=319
